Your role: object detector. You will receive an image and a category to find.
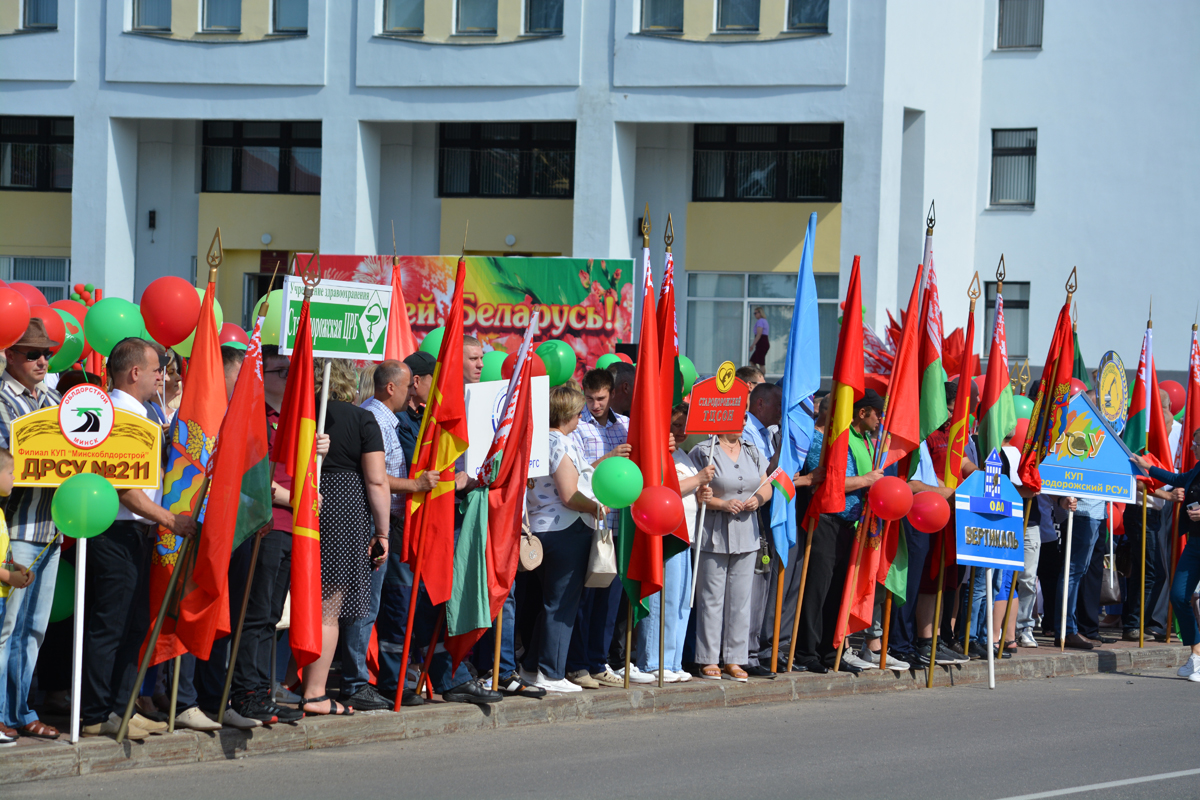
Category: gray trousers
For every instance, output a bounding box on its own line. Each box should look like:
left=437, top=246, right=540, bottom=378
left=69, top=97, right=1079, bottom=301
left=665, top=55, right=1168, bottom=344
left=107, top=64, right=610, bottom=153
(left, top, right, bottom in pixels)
left=1016, top=527, right=1042, bottom=635
left=694, top=550, right=756, bottom=665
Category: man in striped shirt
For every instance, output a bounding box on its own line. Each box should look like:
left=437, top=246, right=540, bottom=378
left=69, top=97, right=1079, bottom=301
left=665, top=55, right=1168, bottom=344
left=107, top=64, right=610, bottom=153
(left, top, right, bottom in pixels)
left=0, top=319, right=63, bottom=740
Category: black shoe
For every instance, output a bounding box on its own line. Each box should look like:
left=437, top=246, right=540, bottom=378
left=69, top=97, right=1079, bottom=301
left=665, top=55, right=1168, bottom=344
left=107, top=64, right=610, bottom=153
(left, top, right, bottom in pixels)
left=967, top=640, right=989, bottom=660
left=992, top=645, right=1013, bottom=660
left=937, top=642, right=970, bottom=664
left=744, top=664, right=774, bottom=678
left=1122, top=629, right=1141, bottom=641
left=798, top=660, right=828, bottom=674
left=399, top=689, right=424, bottom=707
left=257, top=689, right=303, bottom=723
left=441, top=679, right=502, bottom=705
left=340, top=684, right=391, bottom=711
left=230, top=689, right=278, bottom=724
left=776, top=661, right=807, bottom=673
left=836, top=660, right=862, bottom=675
left=494, top=672, right=547, bottom=699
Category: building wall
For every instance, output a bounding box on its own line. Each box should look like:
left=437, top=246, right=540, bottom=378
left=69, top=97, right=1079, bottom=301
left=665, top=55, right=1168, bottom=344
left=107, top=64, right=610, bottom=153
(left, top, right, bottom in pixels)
left=0, top=192, right=71, bottom=257
left=685, top=203, right=841, bottom=274
left=439, top=198, right=573, bottom=257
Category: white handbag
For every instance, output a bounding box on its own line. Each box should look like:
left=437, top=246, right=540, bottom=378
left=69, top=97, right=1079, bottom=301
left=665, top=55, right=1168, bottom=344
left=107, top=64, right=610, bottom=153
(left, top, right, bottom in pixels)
left=585, top=513, right=618, bottom=588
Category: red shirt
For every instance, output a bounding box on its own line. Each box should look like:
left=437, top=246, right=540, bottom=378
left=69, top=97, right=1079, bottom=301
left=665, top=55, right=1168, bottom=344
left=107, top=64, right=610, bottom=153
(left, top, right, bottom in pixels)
left=266, top=404, right=293, bottom=533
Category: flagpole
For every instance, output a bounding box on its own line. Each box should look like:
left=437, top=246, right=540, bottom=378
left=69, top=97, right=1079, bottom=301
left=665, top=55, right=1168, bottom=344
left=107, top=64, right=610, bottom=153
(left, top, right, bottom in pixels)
left=1140, top=484, right=1147, bottom=648
left=770, top=560, right=785, bottom=674
left=689, top=436, right=718, bottom=608
left=786, top=516, right=816, bottom=673
left=217, top=530, right=265, bottom=723
left=1166, top=502, right=1180, bottom=644
left=395, top=487, right=432, bottom=710
left=963, top=566, right=974, bottom=657
left=927, top=530, right=947, bottom=689
left=492, top=607, right=503, bottom=691
left=879, top=590, right=892, bottom=670
left=833, top=517, right=870, bottom=673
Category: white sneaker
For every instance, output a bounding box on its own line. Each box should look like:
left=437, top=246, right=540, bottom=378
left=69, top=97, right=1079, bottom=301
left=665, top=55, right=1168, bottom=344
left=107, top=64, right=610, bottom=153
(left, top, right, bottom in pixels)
left=670, top=669, right=692, bottom=682
left=861, top=648, right=909, bottom=671
left=1018, top=631, right=1039, bottom=648
left=221, top=707, right=263, bottom=730
left=534, top=674, right=582, bottom=693
left=273, top=682, right=302, bottom=704
left=843, top=651, right=878, bottom=671
left=1177, top=653, right=1200, bottom=678
left=615, top=665, right=655, bottom=684
left=1188, top=671, right=1200, bottom=683
left=175, top=706, right=223, bottom=731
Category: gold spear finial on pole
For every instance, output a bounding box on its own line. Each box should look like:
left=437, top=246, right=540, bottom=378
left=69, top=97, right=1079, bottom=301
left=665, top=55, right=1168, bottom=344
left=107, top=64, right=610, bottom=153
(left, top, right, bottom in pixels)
left=391, top=220, right=398, bottom=265
left=1148, top=296, right=1153, bottom=329
left=926, top=200, right=936, bottom=234
left=995, top=254, right=1005, bottom=296
left=1065, top=265, right=1077, bottom=303
left=967, top=271, right=981, bottom=314
left=461, top=220, right=469, bottom=258
left=297, top=250, right=322, bottom=300
left=1018, top=358, right=1031, bottom=395
left=641, top=203, right=651, bottom=249
left=205, top=228, right=224, bottom=283
left=664, top=212, right=674, bottom=254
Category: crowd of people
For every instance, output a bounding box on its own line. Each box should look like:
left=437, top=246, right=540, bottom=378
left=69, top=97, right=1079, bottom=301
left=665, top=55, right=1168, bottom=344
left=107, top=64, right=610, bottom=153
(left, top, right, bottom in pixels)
left=0, top=318, right=1197, bottom=746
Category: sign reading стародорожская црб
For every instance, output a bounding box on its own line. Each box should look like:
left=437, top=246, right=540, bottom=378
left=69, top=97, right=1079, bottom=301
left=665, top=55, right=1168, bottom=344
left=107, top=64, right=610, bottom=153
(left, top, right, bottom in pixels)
left=279, top=275, right=392, bottom=361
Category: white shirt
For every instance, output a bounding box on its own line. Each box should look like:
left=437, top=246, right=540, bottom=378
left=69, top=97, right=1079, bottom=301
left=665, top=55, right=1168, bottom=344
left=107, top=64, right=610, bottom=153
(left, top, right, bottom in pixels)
left=111, top=388, right=163, bottom=523
left=526, top=430, right=596, bottom=532
left=673, top=449, right=700, bottom=541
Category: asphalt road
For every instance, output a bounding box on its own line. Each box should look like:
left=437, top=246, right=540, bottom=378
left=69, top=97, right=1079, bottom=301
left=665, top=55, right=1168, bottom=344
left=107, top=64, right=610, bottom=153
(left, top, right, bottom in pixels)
left=23, top=666, right=1200, bottom=800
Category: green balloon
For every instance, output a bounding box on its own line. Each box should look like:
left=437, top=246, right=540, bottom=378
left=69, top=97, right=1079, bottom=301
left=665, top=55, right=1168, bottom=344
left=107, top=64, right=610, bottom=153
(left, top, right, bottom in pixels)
left=49, top=560, right=75, bottom=624
left=537, top=340, right=577, bottom=387
left=51, top=473, right=120, bottom=539
left=173, top=288, right=224, bottom=357
left=48, top=309, right=85, bottom=373
left=71, top=292, right=82, bottom=301
left=595, top=353, right=621, bottom=371
left=481, top=349, right=508, bottom=382
left=84, top=283, right=95, bottom=293
left=84, top=297, right=144, bottom=357
left=1014, top=395, right=1034, bottom=420
left=419, top=326, right=446, bottom=357
left=592, top=457, right=644, bottom=509
left=677, top=355, right=698, bottom=394
left=251, top=290, right=284, bottom=346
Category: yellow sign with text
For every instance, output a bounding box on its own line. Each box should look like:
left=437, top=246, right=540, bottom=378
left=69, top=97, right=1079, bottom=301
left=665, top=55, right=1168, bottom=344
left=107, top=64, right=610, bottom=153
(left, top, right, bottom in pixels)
left=11, top=385, right=161, bottom=489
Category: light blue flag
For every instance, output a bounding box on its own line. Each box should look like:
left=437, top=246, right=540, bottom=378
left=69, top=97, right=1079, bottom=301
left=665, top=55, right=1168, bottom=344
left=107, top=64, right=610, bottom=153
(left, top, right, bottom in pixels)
left=769, top=212, right=822, bottom=567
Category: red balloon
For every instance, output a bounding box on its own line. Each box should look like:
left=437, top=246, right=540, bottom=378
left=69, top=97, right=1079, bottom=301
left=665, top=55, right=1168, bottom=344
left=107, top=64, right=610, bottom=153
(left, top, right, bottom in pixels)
left=868, top=476, right=913, bottom=521
left=908, top=491, right=950, bottom=533
left=8, top=282, right=48, bottom=308
left=616, top=353, right=633, bottom=364
left=1010, top=418, right=1030, bottom=451
left=51, top=299, right=93, bottom=359
left=501, top=351, right=546, bottom=380
left=219, top=323, right=249, bottom=348
left=140, top=276, right=202, bottom=347
left=29, top=306, right=66, bottom=354
left=630, top=485, right=685, bottom=535
left=73, top=283, right=85, bottom=294
left=1160, top=380, right=1185, bottom=415
left=1069, top=378, right=1087, bottom=397
left=0, top=288, right=32, bottom=350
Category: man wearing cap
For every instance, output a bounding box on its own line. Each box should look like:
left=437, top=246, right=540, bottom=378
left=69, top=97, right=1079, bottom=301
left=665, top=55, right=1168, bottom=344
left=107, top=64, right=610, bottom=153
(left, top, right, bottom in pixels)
left=792, top=388, right=884, bottom=674
left=397, top=350, right=435, bottom=466
left=0, top=318, right=64, bottom=739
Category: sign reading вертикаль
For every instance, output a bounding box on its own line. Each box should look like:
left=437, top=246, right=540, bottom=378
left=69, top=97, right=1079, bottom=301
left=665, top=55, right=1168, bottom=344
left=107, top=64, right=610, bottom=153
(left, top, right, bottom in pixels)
left=279, top=275, right=392, bottom=361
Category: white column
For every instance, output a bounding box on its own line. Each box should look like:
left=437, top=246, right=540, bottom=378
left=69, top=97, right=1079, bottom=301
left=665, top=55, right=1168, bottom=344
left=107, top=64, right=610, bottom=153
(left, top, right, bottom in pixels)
left=571, top=115, right=637, bottom=263
left=319, top=118, right=381, bottom=255
left=70, top=116, right=139, bottom=296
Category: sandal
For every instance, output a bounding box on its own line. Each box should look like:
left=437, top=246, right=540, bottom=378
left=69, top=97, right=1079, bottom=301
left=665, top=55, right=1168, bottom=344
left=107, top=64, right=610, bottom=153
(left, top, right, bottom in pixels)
left=301, top=695, right=354, bottom=717
left=722, top=664, right=749, bottom=683
left=700, top=665, right=722, bottom=680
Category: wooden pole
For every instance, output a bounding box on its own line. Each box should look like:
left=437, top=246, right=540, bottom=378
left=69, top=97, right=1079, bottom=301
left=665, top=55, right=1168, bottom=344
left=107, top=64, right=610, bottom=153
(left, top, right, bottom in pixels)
left=394, top=498, right=432, bottom=710
left=833, top=518, right=870, bottom=673
left=880, top=590, right=893, bottom=669
left=168, top=655, right=182, bottom=732
left=1166, top=502, right=1181, bottom=643
left=1140, top=488, right=1148, bottom=648
left=417, top=609, right=444, bottom=700
left=1059, top=509, right=1075, bottom=651
left=785, top=520, right=815, bottom=672
left=770, top=561, right=785, bottom=674
left=998, top=501, right=1034, bottom=647
left=927, top=531, right=947, bottom=689
left=963, top=566, right=975, bottom=656
left=218, top=531, right=265, bottom=723
left=491, top=606, right=504, bottom=690
left=623, top=602, right=633, bottom=689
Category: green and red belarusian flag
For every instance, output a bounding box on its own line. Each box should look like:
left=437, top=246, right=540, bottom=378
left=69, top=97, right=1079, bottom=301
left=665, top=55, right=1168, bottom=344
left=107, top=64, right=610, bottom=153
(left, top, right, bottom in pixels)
left=1072, top=318, right=1092, bottom=392
left=768, top=467, right=796, bottom=502
left=1018, top=300, right=1075, bottom=492
left=656, top=248, right=690, bottom=552
left=1180, top=325, right=1200, bottom=472
left=917, top=261, right=949, bottom=443
left=943, top=296, right=976, bottom=489
left=1123, top=323, right=1173, bottom=471
left=178, top=314, right=274, bottom=659
left=977, top=292, right=1017, bottom=460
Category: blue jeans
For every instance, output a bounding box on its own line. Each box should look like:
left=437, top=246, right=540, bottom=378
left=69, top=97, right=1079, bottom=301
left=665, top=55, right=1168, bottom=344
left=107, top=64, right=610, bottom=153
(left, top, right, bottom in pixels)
left=566, top=578, right=623, bottom=675
left=375, top=548, right=414, bottom=694
left=336, top=558, right=386, bottom=697
left=636, top=548, right=692, bottom=672
left=1170, top=532, right=1200, bottom=647
left=475, top=584, right=516, bottom=677
left=1064, top=515, right=1103, bottom=635
left=522, top=520, right=591, bottom=681
left=890, top=522, right=931, bottom=653
left=966, top=566, right=1014, bottom=643
left=0, top=540, right=60, bottom=727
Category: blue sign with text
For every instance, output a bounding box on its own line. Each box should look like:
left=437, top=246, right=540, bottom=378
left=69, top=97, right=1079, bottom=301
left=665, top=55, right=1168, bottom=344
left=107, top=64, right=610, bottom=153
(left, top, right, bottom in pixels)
left=955, top=449, right=1025, bottom=570
left=1036, top=392, right=1140, bottom=501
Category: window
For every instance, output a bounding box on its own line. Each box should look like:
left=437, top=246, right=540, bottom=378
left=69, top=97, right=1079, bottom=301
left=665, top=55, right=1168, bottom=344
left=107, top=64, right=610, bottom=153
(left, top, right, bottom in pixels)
left=204, top=0, right=241, bottom=31
left=642, top=0, right=682, bottom=32
left=787, top=0, right=828, bottom=32
left=201, top=121, right=321, bottom=194
left=717, top=0, right=759, bottom=32
left=990, top=128, right=1036, bottom=206
left=0, top=258, right=70, bottom=303
left=984, top=281, right=1030, bottom=361
left=997, top=0, right=1043, bottom=48
left=684, top=272, right=840, bottom=378
left=438, top=122, right=574, bottom=198
left=457, top=0, right=497, bottom=34
left=274, top=0, right=307, bottom=33
left=133, top=0, right=171, bottom=30
left=384, top=0, right=423, bottom=33
left=526, top=0, right=562, bottom=35
left=693, top=124, right=842, bottom=202
left=0, top=117, right=72, bottom=192
left=23, top=0, right=56, bottom=29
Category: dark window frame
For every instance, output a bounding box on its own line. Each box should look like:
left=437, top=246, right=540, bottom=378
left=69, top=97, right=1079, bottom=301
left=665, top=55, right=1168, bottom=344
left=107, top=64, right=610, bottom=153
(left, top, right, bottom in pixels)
left=990, top=127, right=1037, bottom=206
left=383, top=0, right=424, bottom=34
left=456, top=0, right=498, bottom=35
left=201, top=120, right=322, bottom=195
left=997, top=0, right=1043, bottom=49
left=0, top=116, right=73, bottom=192
left=273, top=0, right=308, bottom=33
left=691, top=123, right=843, bottom=203
left=984, top=280, right=1031, bottom=360
left=437, top=122, right=576, bottom=199
left=133, top=0, right=172, bottom=31
left=641, top=0, right=683, bottom=32
left=23, top=0, right=58, bottom=29
left=525, top=0, right=563, bottom=35
left=716, top=0, right=760, bottom=32
left=787, top=0, right=829, bottom=33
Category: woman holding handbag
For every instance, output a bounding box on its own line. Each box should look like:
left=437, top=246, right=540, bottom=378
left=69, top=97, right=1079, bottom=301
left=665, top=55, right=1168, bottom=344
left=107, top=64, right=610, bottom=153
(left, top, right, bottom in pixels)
left=522, top=384, right=606, bottom=693
left=691, top=431, right=772, bottom=682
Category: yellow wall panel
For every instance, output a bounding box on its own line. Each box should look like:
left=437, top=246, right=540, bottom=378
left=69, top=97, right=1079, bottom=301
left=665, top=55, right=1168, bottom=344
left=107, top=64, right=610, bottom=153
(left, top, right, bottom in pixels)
left=685, top=202, right=840, bottom=274
left=440, top=198, right=573, bottom=256
left=0, top=192, right=72, bottom=257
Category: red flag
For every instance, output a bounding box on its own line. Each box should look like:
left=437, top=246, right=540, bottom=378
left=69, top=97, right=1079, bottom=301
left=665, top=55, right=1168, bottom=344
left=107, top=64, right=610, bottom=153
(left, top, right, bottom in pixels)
left=878, top=266, right=924, bottom=469
left=656, top=250, right=689, bottom=547
left=145, top=278, right=227, bottom=666
left=1180, top=327, right=1200, bottom=472
left=383, top=259, right=419, bottom=361
left=1147, top=356, right=1174, bottom=472
left=944, top=305, right=976, bottom=487
left=270, top=297, right=323, bottom=668
left=1018, top=300, right=1075, bottom=492
left=405, top=259, right=470, bottom=605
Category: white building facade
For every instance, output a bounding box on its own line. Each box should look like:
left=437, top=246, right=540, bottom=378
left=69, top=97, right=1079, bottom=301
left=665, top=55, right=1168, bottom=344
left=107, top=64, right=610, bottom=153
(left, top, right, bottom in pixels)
left=2, top=0, right=1196, bottom=377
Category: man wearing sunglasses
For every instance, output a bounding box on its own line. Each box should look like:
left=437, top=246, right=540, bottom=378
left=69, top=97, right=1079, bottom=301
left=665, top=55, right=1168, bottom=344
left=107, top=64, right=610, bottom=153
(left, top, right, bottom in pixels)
left=0, top=318, right=64, bottom=740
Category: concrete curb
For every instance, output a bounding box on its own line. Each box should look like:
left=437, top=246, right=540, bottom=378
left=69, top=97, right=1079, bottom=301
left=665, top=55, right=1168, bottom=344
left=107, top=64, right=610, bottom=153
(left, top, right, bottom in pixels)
left=3, top=642, right=1187, bottom=784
